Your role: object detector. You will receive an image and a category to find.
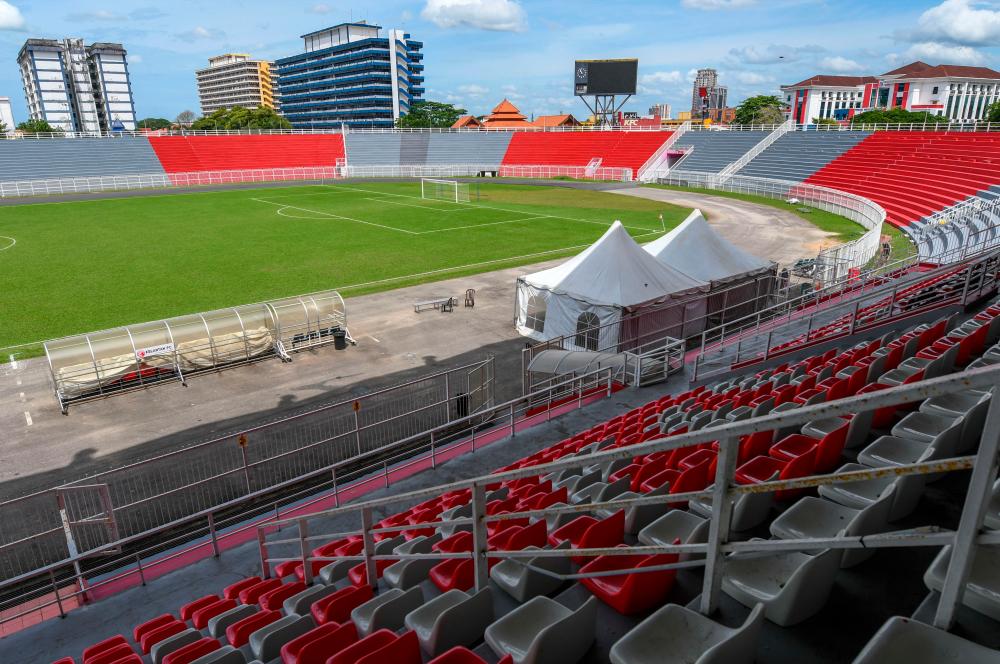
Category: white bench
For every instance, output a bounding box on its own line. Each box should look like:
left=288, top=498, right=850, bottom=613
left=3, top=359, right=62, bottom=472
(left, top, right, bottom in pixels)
left=414, top=297, right=455, bottom=313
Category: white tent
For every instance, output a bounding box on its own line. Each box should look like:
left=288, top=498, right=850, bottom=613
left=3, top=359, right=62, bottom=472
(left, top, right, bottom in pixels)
left=515, top=221, right=709, bottom=349
left=644, top=209, right=773, bottom=284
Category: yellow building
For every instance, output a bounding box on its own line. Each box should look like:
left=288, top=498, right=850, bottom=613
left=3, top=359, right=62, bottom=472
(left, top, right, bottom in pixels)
left=676, top=110, right=692, bottom=121
left=195, top=53, right=275, bottom=115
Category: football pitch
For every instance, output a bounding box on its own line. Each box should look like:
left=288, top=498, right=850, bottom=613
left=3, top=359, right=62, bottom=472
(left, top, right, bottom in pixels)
left=0, top=181, right=691, bottom=348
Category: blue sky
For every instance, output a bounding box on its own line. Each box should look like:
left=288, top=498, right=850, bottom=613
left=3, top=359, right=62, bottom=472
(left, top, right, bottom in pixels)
left=0, top=0, right=997, bottom=121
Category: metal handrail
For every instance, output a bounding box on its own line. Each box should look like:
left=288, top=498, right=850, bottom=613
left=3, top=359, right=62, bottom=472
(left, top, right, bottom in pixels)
left=716, top=119, right=794, bottom=181
left=636, top=121, right=691, bottom=181
left=258, top=362, right=1000, bottom=632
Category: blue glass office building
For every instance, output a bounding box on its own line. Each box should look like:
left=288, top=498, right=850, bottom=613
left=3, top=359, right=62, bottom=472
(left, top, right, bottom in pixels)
left=275, top=21, right=424, bottom=129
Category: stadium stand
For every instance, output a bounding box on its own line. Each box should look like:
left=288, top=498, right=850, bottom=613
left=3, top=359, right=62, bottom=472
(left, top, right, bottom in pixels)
left=802, top=132, right=1000, bottom=230
left=341, top=133, right=404, bottom=166
left=669, top=130, right=771, bottom=173
left=425, top=133, right=513, bottom=166
left=342, top=132, right=514, bottom=166
left=0, top=137, right=165, bottom=181
left=499, top=131, right=673, bottom=175
left=737, top=131, right=871, bottom=181
left=147, top=135, right=346, bottom=172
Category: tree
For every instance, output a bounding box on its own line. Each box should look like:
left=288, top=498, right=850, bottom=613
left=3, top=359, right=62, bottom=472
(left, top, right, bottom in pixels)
left=137, top=117, right=172, bottom=130
left=733, top=95, right=786, bottom=125
left=850, top=107, right=949, bottom=125
left=987, top=101, right=1000, bottom=123
left=17, top=118, right=60, bottom=133
left=396, top=101, right=467, bottom=128
left=811, top=117, right=840, bottom=126
left=190, top=106, right=292, bottom=130
left=175, top=110, right=196, bottom=126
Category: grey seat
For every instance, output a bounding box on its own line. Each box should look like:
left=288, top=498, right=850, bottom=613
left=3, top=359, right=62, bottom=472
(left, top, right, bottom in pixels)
left=638, top=510, right=710, bottom=561
left=320, top=535, right=403, bottom=585
left=880, top=344, right=958, bottom=385
left=891, top=411, right=962, bottom=446
left=542, top=502, right=582, bottom=530
left=189, top=646, right=247, bottom=664
left=284, top=583, right=341, bottom=616
left=404, top=587, right=494, bottom=656
left=593, top=482, right=671, bottom=534
left=249, top=614, right=313, bottom=663
left=151, top=628, right=201, bottom=664
left=920, top=392, right=991, bottom=454
left=727, top=405, right=753, bottom=421
left=802, top=410, right=873, bottom=450
left=688, top=471, right=777, bottom=533
left=351, top=585, right=424, bottom=636
left=852, top=616, right=1000, bottom=663
left=819, top=463, right=927, bottom=521
left=208, top=604, right=257, bottom=639
left=721, top=546, right=841, bottom=626
left=609, top=602, right=764, bottom=664
left=768, top=485, right=896, bottom=567
left=383, top=534, right=443, bottom=590
left=987, top=479, right=1000, bottom=530
left=769, top=402, right=802, bottom=439
left=490, top=542, right=571, bottom=602
left=923, top=544, right=1000, bottom=621
left=438, top=503, right=473, bottom=537
left=484, top=595, right=599, bottom=664
left=554, top=468, right=601, bottom=494
left=857, top=435, right=939, bottom=470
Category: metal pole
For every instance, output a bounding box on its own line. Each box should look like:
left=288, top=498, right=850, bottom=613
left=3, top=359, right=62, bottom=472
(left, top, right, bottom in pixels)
left=700, top=436, right=740, bottom=615
left=135, top=554, right=146, bottom=586
left=50, top=570, right=65, bottom=618
left=933, top=378, right=1000, bottom=629
left=332, top=467, right=340, bottom=507
left=298, top=519, right=313, bottom=584
left=471, top=483, right=489, bottom=591
left=207, top=513, right=220, bottom=558
left=258, top=528, right=270, bottom=579
left=510, top=403, right=516, bottom=437
left=431, top=431, right=436, bottom=469
left=361, top=507, right=378, bottom=592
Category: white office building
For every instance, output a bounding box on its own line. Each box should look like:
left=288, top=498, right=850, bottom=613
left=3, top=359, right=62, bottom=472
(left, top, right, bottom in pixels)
left=17, top=38, right=136, bottom=132
left=0, top=97, right=14, bottom=132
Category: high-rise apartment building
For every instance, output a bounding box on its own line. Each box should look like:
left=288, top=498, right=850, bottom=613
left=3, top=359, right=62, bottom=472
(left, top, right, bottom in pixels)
left=648, top=102, right=671, bottom=119
left=196, top=53, right=275, bottom=115
left=690, top=68, right=727, bottom=119
left=18, top=38, right=136, bottom=132
left=275, top=21, right=424, bottom=128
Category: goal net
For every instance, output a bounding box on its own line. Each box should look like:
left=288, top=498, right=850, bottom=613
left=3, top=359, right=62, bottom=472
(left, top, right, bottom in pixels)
left=421, top=178, right=470, bottom=203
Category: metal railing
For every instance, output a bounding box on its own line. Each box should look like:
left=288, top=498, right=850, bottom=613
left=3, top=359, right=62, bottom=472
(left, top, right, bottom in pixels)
left=257, top=363, right=1000, bottom=634
left=636, top=121, right=691, bottom=182
left=717, top=119, right=794, bottom=181
left=0, top=357, right=495, bottom=581
left=497, top=164, right=633, bottom=182
left=0, top=365, right=616, bottom=632
left=342, top=164, right=499, bottom=179
left=659, top=171, right=887, bottom=285
left=917, top=196, right=1000, bottom=262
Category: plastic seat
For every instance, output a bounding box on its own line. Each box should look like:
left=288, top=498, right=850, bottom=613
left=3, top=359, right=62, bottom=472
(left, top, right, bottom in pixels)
left=609, top=602, right=764, bottom=664
left=428, top=646, right=513, bottom=664
left=150, top=629, right=201, bottom=664
left=190, top=598, right=235, bottom=630
left=86, top=644, right=136, bottom=664
left=801, top=411, right=872, bottom=451
left=351, top=585, right=424, bottom=636
left=248, top=614, right=313, bottom=663
left=222, top=577, right=261, bottom=601
left=490, top=543, right=571, bottom=602
left=239, top=578, right=282, bottom=605
left=923, top=544, right=1000, bottom=621
left=383, top=534, right=443, bottom=590
left=890, top=411, right=961, bottom=446
left=161, top=638, right=220, bottom=664
left=734, top=448, right=816, bottom=501
left=770, top=421, right=847, bottom=473
left=134, top=614, right=176, bottom=643
left=180, top=595, right=219, bottom=621
left=404, top=587, right=494, bottom=656
left=225, top=609, right=280, bottom=648
left=721, top=546, right=840, bottom=626
left=688, top=471, right=777, bottom=533
left=140, top=620, right=187, bottom=655
left=769, top=485, right=895, bottom=567
left=311, top=585, right=374, bottom=625
left=429, top=558, right=474, bottom=592
left=354, top=630, right=421, bottom=664
left=484, top=596, right=598, bottom=664
left=259, top=581, right=307, bottom=611
left=579, top=549, right=678, bottom=615
left=281, top=622, right=357, bottom=664
left=594, top=482, right=671, bottom=534
left=638, top=510, right=710, bottom=561
left=853, top=616, right=1000, bottom=663
left=549, top=510, right=625, bottom=563
left=326, top=629, right=397, bottom=664
left=283, top=584, right=339, bottom=616
left=987, top=479, right=1000, bottom=530
left=82, top=635, right=130, bottom=662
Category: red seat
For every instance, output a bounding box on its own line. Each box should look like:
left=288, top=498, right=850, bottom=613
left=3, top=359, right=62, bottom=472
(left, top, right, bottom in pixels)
left=52, top=659, right=75, bottom=664
left=326, top=629, right=397, bottom=664
left=179, top=594, right=219, bottom=621
left=85, top=644, right=135, bottom=664
left=139, top=620, right=186, bottom=655
left=771, top=422, right=848, bottom=473
left=638, top=468, right=680, bottom=493
left=311, top=585, right=374, bottom=625
left=735, top=447, right=817, bottom=501
left=191, top=598, right=236, bottom=630
left=226, top=609, right=280, bottom=648
left=82, top=635, right=129, bottom=662
left=282, top=622, right=358, bottom=664
left=223, top=576, right=262, bottom=601
left=579, top=547, right=679, bottom=614
left=429, top=558, right=474, bottom=592
left=101, top=657, right=140, bottom=664
left=260, top=581, right=307, bottom=611
left=133, top=614, right=175, bottom=643
left=240, top=578, right=283, bottom=604
left=428, top=647, right=514, bottom=664
left=334, top=539, right=364, bottom=557
left=552, top=510, right=625, bottom=564
left=434, top=531, right=473, bottom=553
left=355, top=630, right=422, bottom=664
left=161, top=638, right=220, bottom=664
left=347, top=559, right=395, bottom=587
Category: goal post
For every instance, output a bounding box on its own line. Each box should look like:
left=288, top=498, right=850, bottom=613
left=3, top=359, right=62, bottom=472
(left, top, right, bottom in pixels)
left=421, top=178, right=471, bottom=203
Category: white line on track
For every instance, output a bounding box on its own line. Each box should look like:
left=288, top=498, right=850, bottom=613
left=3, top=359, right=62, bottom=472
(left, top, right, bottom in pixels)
left=252, top=198, right=418, bottom=235
left=368, top=335, right=381, bottom=343
left=24, top=411, right=32, bottom=426
left=8, top=354, right=17, bottom=369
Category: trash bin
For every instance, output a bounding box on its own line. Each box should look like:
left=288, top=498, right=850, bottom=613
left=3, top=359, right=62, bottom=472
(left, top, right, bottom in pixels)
left=333, top=328, right=347, bottom=350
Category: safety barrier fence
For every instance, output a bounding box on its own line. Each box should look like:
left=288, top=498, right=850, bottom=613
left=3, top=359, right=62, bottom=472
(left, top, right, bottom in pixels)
left=257, top=363, right=1000, bottom=633
left=0, top=357, right=494, bottom=582
left=636, top=121, right=692, bottom=181
left=0, top=365, right=615, bottom=633
left=342, top=164, right=499, bottom=179
left=916, top=196, right=1000, bottom=262
left=660, top=171, right=886, bottom=286
left=496, top=164, right=633, bottom=182
left=691, top=246, right=1000, bottom=380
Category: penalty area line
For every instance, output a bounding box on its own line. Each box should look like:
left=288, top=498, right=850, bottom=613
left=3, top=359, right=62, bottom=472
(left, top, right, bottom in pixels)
left=251, top=198, right=418, bottom=235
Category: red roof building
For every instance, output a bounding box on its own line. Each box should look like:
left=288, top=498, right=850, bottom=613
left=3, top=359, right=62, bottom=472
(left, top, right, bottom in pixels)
left=481, top=99, right=534, bottom=128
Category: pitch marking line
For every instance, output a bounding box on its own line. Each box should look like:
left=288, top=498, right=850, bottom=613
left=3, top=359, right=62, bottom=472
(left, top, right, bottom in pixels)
left=320, top=183, right=664, bottom=234
left=24, top=411, right=32, bottom=426
left=252, top=198, right=418, bottom=235
left=418, top=215, right=552, bottom=234
left=0, top=236, right=15, bottom=252
left=362, top=197, right=472, bottom=213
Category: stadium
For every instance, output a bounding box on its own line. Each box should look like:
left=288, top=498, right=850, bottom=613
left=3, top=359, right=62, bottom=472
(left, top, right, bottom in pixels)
left=2, top=7, right=1000, bottom=664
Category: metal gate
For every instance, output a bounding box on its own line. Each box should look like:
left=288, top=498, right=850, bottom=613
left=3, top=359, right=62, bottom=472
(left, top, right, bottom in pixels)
left=467, top=358, right=494, bottom=415
left=55, top=485, right=120, bottom=558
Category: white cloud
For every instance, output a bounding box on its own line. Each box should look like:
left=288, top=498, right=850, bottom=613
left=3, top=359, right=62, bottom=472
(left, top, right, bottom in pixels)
left=905, top=41, right=987, bottom=65
left=732, top=71, right=772, bottom=84
left=68, top=9, right=123, bottom=21
left=909, top=0, right=1000, bottom=46
left=729, top=43, right=824, bottom=65
left=682, top=0, right=756, bottom=9
left=422, top=0, right=527, bottom=32
left=0, top=1, right=25, bottom=30
left=639, top=70, right=684, bottom=94
left=310, top=3, right=332, bottom=14
left=458, top=83, right=489, bottom=96
left=130, top=54, right=143, bottom=64
left=819, top=56, right=864, bottom=73
left=176, top=26, right=224, bottom=41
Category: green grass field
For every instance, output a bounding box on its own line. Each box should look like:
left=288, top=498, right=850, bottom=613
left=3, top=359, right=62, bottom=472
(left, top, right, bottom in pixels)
left=0, top=182, right=693, bottom=349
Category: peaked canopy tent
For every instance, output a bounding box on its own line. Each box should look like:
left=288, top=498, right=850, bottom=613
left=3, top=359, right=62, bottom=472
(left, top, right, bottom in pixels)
left=644, top=209, right=778, bottom=325
left=515, top=221, right=710, bottom=351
